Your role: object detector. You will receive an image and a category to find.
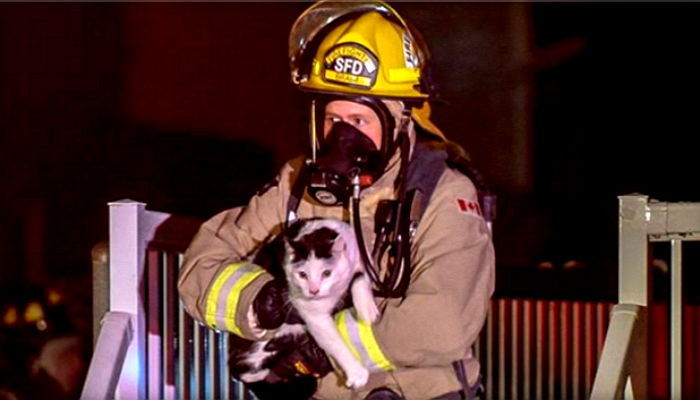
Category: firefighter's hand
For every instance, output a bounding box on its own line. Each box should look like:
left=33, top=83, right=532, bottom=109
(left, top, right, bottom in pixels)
left=265, top=333, right=333, bottom=382
left=253, top=279, right=301, bottom=329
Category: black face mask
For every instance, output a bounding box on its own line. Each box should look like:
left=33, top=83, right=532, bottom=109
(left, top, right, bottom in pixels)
left=307, top=121, right=383, bottom=206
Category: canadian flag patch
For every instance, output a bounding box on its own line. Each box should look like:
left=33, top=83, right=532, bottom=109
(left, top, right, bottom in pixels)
left=456, top=198, right=482, bottom=217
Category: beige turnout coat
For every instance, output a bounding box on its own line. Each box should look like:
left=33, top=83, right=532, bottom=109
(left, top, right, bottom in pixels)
left=178, top=146, right=495, bottom=399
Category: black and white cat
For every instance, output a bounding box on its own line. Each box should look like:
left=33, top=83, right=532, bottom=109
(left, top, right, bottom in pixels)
left=229, top=218, right=379, bottom=391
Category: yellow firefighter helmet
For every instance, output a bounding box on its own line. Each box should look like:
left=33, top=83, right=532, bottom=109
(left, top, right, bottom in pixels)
left=289, top=1, right=432, bottom=99
left=289, top=1, right=445, bottom=139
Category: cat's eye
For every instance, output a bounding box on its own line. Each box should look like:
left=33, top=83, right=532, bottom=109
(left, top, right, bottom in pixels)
left=321, top=270, right=331, bottom=278
left=299, top=271, right=307, bottom=279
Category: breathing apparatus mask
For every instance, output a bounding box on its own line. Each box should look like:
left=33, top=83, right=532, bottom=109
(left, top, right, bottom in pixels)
left=306, top=97, right=396, bottom=206
left=308, top=122, right=382, bottom=205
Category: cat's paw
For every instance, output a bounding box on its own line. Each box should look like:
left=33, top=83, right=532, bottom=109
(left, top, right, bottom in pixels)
left=355, top=296, right=380, bottom=323
left=344, top=366, right=369, bottom=389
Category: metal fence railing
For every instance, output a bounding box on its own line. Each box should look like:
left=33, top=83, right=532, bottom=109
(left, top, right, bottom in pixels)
left=591, top=194, right=700, bottom=400
left=81, top=200, right=255, bottom=400
left=478, top=298, right=612, bottom=400
left=82, top=199, right=616, bottom=400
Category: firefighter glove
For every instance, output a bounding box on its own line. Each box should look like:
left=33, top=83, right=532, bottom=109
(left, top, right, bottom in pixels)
left=253, top=279, right=302, bottom=329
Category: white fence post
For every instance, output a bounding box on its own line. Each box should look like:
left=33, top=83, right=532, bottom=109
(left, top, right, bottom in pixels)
left=108, top=200, right=169, bottom=399
left=618, top=194, right=650, bottom=307
left=590, top=195, right=650, bottom=400
left=618, top=195, right=649, bottom=400
left=109, top=200, right=146, bottom=400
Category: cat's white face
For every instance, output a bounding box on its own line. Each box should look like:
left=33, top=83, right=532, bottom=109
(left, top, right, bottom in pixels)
left=284, top=224, right=355, bottom=300
left=290, top=255, right=351, bottom=299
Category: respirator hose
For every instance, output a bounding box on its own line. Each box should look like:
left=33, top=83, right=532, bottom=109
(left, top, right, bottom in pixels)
left=350, top=116, right=415, bottom=298
left=351, top=178, right=413, bottom=298
left=350, top=176, right=385, bottom=293
left=384, top=131, right=412, bottom=296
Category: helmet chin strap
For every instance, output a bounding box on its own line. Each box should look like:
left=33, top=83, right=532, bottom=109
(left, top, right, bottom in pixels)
left=394, top=108, right=413, bottom=197
left=310, top=99, right=318, bottom=163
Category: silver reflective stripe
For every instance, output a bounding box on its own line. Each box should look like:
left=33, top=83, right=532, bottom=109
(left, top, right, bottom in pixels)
left=343, top=311, right=374, bottom=368
left=215, top=264, right=258, bottom=329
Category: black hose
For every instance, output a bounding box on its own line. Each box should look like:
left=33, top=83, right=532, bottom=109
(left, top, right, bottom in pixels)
left=351, top=193, right=384, bottom=293
left=351, top=113, right=415, bottom=298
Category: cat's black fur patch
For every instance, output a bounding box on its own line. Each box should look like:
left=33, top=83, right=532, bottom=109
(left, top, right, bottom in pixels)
left=289, top=226, right=339, bottom=263
left=248, top=218, right=330, bottom=278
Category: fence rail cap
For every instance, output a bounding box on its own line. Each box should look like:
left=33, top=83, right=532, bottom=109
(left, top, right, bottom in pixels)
left=108, top=199, right=146, bottom=206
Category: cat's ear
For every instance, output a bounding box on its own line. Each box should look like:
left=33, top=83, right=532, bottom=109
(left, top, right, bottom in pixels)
left=332, top=233, right=346, bottom=255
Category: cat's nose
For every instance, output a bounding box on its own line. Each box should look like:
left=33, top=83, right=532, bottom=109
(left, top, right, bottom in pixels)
left=309, top=288, right=319, bottom=296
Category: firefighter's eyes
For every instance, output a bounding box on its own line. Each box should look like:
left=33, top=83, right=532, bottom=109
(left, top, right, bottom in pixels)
left=350, top=117, right=366, bottom=127
left=324, top=116, right=366, bottom=127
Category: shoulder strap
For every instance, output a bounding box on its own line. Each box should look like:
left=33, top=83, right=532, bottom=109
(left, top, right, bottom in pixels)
left=406, top=138, right=496, bottom=226
left=404, top=140, right=448, bottom=223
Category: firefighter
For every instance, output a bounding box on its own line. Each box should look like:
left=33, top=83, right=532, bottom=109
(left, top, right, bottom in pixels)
left=178, top=2, right=494, bottom=399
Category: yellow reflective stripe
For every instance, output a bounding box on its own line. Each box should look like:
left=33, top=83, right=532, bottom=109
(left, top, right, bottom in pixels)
left=205, top=263, right=238, bottom=328
left=204, top=262, right=264, bottom=334
left=324, top=70, right=372, bottom=88
left=335, top=309, right=395, bottom=372
left=356, top=317, right=395, bottom=371
left=388, top=67, right=420, bottom=83
left=224, top=268, right=265, bottom=336
left=334, top=310, right=362, bottom=361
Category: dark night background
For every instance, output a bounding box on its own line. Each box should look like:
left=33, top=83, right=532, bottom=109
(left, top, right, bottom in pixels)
left=1, top=2, right=699, bottom=397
